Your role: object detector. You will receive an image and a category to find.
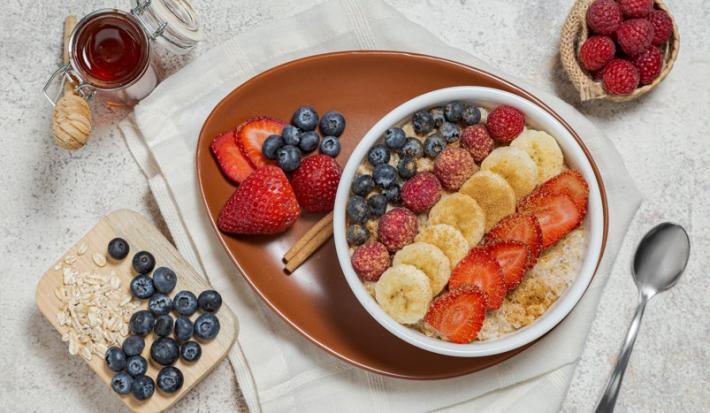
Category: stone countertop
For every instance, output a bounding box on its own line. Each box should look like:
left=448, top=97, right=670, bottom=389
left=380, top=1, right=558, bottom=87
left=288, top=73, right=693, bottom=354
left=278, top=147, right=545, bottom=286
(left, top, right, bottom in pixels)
left=0, top=0, right=707, bottom=412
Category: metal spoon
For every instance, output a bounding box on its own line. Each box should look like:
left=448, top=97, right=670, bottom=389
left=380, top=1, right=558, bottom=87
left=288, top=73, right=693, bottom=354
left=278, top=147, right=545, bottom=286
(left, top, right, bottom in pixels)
left=594, top=222, right=690, bottom=413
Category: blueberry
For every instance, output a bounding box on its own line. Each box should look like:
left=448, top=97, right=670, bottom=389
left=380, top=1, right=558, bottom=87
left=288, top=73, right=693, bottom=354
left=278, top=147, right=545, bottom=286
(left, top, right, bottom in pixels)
left=346, top=196, right=370, bottom=224
left=319, top=111, right=346, bottom=137
left=111, top=372, right=133, bottom=395
left=132, top=251, right=155, bottom=274
left=174, top=316, right=193, bottom=342
left=444, top=100, right=465, bottom=122
left=400, top=138, right=424, bottom=159
left=367, top=194, right=388, bottom=217
left=173, top=291, right=198, bottom=316
left=383, top=184, right=401, bottom=204
left=130, top=274, right=155, bottom=299
left=122, top=335, right=145, bottom=357
left=105, top=346, right=127, bottom=372
left=429, top=107, right=446, bottom=128
left=131, top=375, right=155, bottom=401
left=346, top=224, right=369, bottom=246
left=107, top=238, right=129, bottom=260
left=194, top=313, right=221, bottom=341
left=319, top=136, right=341, bottom=157
left=397, top=156, right=417, bottom=179
left=439, top=122, right=461, bottom=143
left=126, top=355, right=148, bottom=377
left=384, top=127, right=406, bottom=150
left=152, top=267, right=177, bottom=294
left=298, top=131, right=320, bottom=153
left=291, top=106, right=318, bottom=131
left=281, top=125, right=301, bottom=146
left=180, top=341, right=202, bottom=362
left=151, top=337, right=180, bottom=366
left=154, top=314, right=174, bottom=337
left=462, top=105, right=481, bottom=125
left=367, top=144, right=390, bottom=166
left=276, top=144, right=302, bottom=172
left=373, top=164, right=397, bottom=189
left=129, top=310, right=156, bottom=337
left=412, top=110, right=434, bottom=135
left=148, top=293, right=173, bottom=316
left=424, top=135, right=446, bottom=158
left=197, top=290, right=223, bottom=313
left=157, top=366, right=184, bottom=393
left=262, top=135, right=285, bottom=160
left=351, top=175, right=374, bottom=196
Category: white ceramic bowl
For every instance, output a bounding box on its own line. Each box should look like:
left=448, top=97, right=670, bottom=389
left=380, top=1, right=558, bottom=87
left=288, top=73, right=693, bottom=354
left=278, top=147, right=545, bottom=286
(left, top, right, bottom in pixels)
left=333, top=86, right=605, bottom=357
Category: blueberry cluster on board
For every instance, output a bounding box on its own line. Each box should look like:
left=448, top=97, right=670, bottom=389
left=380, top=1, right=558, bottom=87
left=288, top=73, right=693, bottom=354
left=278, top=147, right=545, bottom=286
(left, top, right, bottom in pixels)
left=104, top=238, right=223, bottom=401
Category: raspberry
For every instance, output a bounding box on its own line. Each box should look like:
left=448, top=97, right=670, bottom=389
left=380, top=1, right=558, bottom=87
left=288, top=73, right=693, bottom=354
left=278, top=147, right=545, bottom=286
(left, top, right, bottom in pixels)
left=486, top=105, right=525, bottom=143
left=377, top=208, right=418, bottom=252
left=602, top=59, right=640, bottom=95
left=351, top=242, right=390, bottom=282
left=433, top=148, right=478, bottom=191
left=586, top=0, right=622, bottom=35
left=619, top=0, right=653, bottom=18
left=461, top=125, right=494, bottom=162
left=401, top=173, right=442, bottom=214
left=579, top=35, right=617, bottom=71
left=648, top=9, right=673, bottom=46
left=632, top=46, right=663, bottom=85
left=616, top=18, right=655, bottom=55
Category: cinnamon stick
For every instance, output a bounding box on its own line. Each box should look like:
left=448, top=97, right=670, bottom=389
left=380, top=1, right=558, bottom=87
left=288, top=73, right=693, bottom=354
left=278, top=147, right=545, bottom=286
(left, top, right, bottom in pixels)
left=283, top=212, right=333, bottom=263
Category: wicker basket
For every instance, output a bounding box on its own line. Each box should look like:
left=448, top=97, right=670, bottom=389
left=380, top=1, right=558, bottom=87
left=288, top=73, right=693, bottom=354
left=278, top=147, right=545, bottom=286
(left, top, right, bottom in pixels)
left=560, top=0, right=680, bottom=102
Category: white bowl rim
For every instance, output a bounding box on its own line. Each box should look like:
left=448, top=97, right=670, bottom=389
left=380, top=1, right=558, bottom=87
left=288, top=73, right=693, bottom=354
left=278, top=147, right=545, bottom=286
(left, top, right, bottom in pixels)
left=333, top=86, right=605, bottom=357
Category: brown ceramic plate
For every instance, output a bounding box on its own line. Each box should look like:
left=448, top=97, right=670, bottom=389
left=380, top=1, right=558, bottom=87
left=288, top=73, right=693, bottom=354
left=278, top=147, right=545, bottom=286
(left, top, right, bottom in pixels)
left=196, top=51, right=609, bottom=379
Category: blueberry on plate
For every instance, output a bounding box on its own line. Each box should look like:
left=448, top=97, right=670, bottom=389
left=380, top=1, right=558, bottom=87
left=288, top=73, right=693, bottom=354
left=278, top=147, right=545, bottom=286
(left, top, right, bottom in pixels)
left=367, top=144, right=390, bottom=166
left=122, top=335, right=145, bottom=357
left=346, top=196, right=370, bottom=224
left=154, top=314, right=174, bottom=337
left=151, top=337, right=180, bottom=366
left=197, top=290, right=223, bottom=313
left=111, top=372, right=133, bottom=395
left=298, top=131, right=320, bottom=153
left=276, top=144, right=302, bottom=172
left=130, top=274, right=155, bottom=299
left=367, top=194, right=388, bottom=217
left=444, top=100, right=465, bottom=122
left=262, top=135, right=285, bottom=160
left=346, top=224, right=369, bottom=246
left=400, top=138, right=423, bottom=159
left=424, top=134, right=446, bottom=158
left=131, top=375, right=155, bottom=401
left=174, top=316, right=193, bottom=342
left=373, top=164, right=397, bottom=189
left=462, top=105, right=481, bottom=125
left=173, top=290, right=198, bottom=316
left=439, top=122, right=461, bottom=143
left=412, top=110, right=434, bottom=135
left=132, top=251, right=155, bottom=274
left=152, top=267, right=177, bottom=294
left=281, top=125, right=301, bottom=146
left=107, top=238, right=129, bottom=260
left=105, top=346, right=127, bottom=372
left=397, top=156, right=417, bottom=179
left=291, top=106, right=319, bottom=131
left=180, top=341, right=202, bottom=362
left=126, top=355, right=148, bottom=377
left=148, top=293, right=173, bottom=316
left=194, top=313, right=221, bottom=341
left=318, top=111, right=346, bottom=137
left=383, top=184, right=401, bottom=204
left=129, top=310, right=156, bottom=337
left=429, top=107, right=446, bottom=128
left=351, top=175, right=374, bottom=197
left=384, top=127, right=406, bottom=150
left=157, top=366, right=184, bottom=393
left=319, top=136, right=341, bottom=157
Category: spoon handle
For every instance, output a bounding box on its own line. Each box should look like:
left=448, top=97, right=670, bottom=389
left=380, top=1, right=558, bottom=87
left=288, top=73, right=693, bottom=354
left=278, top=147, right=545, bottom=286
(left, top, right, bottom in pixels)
left=594, top=295, right=649, bottom=413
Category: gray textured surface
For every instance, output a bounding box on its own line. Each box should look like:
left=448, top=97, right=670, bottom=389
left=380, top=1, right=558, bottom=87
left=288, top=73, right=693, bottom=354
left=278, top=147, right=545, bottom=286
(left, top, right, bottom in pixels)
left=0, top=0, right=708, bottom=412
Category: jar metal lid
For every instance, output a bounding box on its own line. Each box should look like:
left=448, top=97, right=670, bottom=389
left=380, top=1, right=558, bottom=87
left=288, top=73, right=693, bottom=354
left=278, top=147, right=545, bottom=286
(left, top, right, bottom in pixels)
left=131, top=0, right=202, bottom=55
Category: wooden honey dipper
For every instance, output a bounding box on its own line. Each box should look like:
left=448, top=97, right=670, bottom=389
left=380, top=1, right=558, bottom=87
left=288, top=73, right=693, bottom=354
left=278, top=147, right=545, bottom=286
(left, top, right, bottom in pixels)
left=52, top=16, right=93, bottom=150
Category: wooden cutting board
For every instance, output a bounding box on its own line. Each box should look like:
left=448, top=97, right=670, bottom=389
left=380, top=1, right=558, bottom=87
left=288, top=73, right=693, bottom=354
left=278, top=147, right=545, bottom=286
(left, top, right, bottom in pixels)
left=35, top=209, right=238, bottom=413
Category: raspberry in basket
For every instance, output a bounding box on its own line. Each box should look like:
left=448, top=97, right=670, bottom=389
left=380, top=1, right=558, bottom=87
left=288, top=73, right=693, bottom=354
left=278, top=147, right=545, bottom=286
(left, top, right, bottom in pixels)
left=618, top=0, right=653, bottom=18
left=586, top=0, right=623, bottom=35
left=632, top=46, right=663, bottom=86
left=602, top=59, right=640, bottom=95
left=648, top=9, right=673, bottom=46
left=616, top=18, right=655, bottom=56
left=579, top=36, right=616, bottom=72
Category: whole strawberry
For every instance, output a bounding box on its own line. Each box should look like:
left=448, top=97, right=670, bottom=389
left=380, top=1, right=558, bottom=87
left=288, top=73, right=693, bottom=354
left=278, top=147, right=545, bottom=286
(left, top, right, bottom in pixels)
left=632, top=46, right=663, bottom=85
left=616, top=18, right=655, bottom=55
left=602, top=59, right=640, bottom=95
left=486, top=105, right=525, bottom=143
left=290, top=154, right=342, bottom=213
left=218, top=166, right=301, bottom=234
left=648, top=9, right=673, bottom=46
left=579, top=36, right=616, bottom=71
left=618, top=0, right=653, bottom=18
left=586, top=0, right=623, bottom=35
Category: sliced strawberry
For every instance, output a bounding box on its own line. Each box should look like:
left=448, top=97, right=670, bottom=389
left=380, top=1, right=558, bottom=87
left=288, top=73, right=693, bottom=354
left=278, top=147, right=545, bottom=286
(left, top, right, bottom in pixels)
left=235, top=117, right=285, bottom=168
left=486, top=241, right=529, bottom=290
left=448, top=247, right=506, bottom=310
left=518, top=192, right=582, bottom=248
left=535, top=170, right=589, bottom=213
left=424, top=287, right=487, bottom=344
left=210, top=130, right=254, bottom=184
left=485, top=213, right=542, bottom=268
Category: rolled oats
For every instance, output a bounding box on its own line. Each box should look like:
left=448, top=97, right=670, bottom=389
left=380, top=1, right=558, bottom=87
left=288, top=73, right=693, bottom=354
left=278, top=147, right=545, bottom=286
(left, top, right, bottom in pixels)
left=77, top=242, right=88, bottom=256
left=92, top=253, right=107, bottom=267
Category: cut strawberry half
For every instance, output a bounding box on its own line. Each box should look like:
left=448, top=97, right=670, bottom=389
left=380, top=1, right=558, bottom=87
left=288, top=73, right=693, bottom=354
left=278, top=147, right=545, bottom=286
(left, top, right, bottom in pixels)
left=518, top=192, right=582, bottom=248
left=486, top=241, right=529, bottom=291
left=235, top=116, right=285, bottom=168
left=485, top=213, right=542, bottom=268
left=424, top=287, right=487, bottom=344
left=210, top=130, right=254, bottom=184
left=534, top=170, right=589, bottom=213
left=448, top=247, right=506, bottom=310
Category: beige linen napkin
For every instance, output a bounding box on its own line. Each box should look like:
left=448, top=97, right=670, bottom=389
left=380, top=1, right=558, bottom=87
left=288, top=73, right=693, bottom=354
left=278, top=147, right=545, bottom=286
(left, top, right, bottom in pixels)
left=119, top=0, right=641, bottom=411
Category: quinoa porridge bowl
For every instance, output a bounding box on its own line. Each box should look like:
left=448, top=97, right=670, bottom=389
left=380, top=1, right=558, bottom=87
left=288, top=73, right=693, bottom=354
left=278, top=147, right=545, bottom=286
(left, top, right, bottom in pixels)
left=333, top=87, right=605, bottom=357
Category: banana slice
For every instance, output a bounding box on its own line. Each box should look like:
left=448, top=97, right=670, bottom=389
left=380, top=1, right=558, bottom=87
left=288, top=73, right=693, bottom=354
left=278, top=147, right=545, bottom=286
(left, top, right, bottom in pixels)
left=481, top=146, right=538, bottom=199
left=459, top=171, right=516, bottom=231
left=393, top=242, right=451, bottom=295
left=375, top=264, right=433, bottom=324
left=511, top=130, right=564, bottom=182
left=415, top=224, right=469, bottom=267
left=428, top=193, right=485, bottom=247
